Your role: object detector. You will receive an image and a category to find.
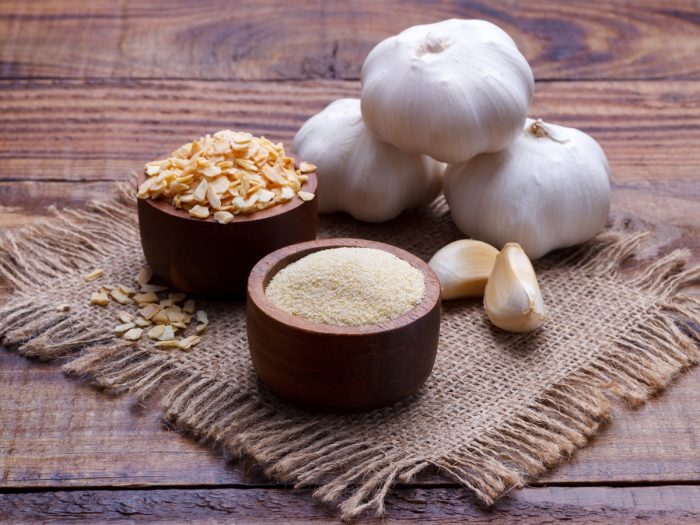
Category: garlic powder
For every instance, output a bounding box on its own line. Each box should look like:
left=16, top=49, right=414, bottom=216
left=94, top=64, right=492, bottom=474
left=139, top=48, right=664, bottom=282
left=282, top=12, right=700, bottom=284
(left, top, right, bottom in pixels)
left=265, top=247, right=425, bottom=326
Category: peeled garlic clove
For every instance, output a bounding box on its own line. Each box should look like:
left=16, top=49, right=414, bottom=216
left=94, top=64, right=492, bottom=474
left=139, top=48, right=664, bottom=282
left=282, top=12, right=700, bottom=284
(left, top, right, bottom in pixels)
left=429, top=239, right=499, bottom=299
left=484, top=243, right=545, bottom=333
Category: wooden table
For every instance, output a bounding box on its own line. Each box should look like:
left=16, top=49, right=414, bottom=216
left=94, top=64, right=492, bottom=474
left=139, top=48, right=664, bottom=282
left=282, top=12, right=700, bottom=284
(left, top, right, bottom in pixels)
left=1, top=1, right=699, bottom=522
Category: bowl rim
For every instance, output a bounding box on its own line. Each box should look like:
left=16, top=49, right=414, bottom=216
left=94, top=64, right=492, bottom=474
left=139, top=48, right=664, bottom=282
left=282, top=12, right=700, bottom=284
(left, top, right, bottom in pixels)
left=247, top=238, right=441, bottom=336
left=136, top=163, right=317, bottom=224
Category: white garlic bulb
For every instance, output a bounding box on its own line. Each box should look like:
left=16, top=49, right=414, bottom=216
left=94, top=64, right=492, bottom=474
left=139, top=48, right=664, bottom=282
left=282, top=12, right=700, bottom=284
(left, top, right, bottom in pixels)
left=484, top=243, right=545, bottom=333
left=292, top=98, right=443, bottom=223
left=360, top=19, right=534, bottom=163
left=444, top=118, right=611, bottom=259
left=429, top=239, right=499, bottom=300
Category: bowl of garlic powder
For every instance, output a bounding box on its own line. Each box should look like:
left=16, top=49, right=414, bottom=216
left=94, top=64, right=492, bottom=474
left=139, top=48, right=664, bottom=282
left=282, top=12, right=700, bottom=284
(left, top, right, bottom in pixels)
left=137, top=130, right=318, bottom=298
left=246, top=238, right=441, bottom=411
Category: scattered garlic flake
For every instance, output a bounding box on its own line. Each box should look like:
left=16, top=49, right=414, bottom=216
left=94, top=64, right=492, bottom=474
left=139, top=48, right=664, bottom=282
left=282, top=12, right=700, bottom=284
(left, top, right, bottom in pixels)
left=118, top=285, right=136, bottom=296
left=90, top=292, right=110, bottom=306
left=178, top=335, right=200, bottom=350
left=123, top=328, right=143, bottom=341
left=56, top=303, right=71, bottom=312
left=152, top=309, right=169, bottom=324
left=154, top=340, right=181, bottom=348
left=89, top=274, right=208, bottom=351
left=113, top=322, right=135, bottom=335
left=138, top=303, right=160, bottom=320
left=133, top=291, right=158, bottom=304
left=136, top=267, right=153, bottom=286
left=134, top=317, right=152, bottom=327
left=148, top=324, right=165, bottom=340
left=183, top=299, right=196, bottom=314
left=158, top=325, right=176, bottom=341
left=117, top=311, right=134, bottom=324
left=83, top=269, right=104, bottom=282
left=110, top=289, right=132, bottom=305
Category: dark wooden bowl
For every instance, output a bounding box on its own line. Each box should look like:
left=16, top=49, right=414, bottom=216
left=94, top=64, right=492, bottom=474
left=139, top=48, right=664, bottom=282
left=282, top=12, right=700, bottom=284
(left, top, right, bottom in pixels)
left=246, top=238, right=441, bottom=412
left=137, top=169, right=317, bottom=298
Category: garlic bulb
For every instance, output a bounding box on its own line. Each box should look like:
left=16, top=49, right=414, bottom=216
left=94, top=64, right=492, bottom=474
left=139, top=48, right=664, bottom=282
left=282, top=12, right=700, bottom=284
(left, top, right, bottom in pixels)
left=429, top=239, right=498, bottom=300
left=444, top=118, right=611, bottom=259
left=292, top=98, right=443, bottom=222
left=360, top=19, right=534, bottom=163
left=484, top=243, right=545, bottom=333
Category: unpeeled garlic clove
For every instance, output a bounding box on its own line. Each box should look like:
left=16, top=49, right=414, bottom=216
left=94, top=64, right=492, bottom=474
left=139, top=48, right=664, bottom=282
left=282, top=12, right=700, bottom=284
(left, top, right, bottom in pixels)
left=484, top=243, right=545, bottom=333
left=428, top=240, right=499, bottom=299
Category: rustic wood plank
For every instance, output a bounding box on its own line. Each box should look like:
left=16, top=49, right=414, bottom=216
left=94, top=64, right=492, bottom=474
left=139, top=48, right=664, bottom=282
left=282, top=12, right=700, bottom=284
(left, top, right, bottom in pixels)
left=0, top=350, right=266, bottom=487
left=1, top=80, right=699, bottom=197
left=1, top=485, right=699, bottom=523
left=1, top=180, right=699, bottom=251
left=1, top=327, right=698, bottom=488
left=1, top=1, right=699, bottom=81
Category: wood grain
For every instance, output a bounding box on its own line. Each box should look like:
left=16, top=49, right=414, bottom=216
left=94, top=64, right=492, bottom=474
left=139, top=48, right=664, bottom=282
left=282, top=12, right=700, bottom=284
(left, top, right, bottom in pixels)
left=1, top=80, right=699, bottom=202
left=1, top=343, right=698, bottom=489
left=2, top=485, right=700, bottom=523
left=1, top=1, right=699, bottom=81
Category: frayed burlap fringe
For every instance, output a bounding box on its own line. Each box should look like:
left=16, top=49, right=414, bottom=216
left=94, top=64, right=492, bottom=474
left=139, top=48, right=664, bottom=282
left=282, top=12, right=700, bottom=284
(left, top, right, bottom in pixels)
left=1, top=186, right=699, bottom=520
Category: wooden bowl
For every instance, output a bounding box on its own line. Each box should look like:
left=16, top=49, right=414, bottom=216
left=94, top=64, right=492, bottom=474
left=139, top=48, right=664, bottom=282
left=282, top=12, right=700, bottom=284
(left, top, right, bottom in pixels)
left=137, top=169, right=317, bottom=298
left=246, top=238, right=441, bottom=412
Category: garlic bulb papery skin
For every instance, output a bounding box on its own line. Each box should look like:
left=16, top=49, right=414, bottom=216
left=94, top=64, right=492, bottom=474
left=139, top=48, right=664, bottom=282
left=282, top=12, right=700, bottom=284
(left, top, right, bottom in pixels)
left=360, top=19, right=534, bottom=163
left=484, top=243, right=545, bottom=333
left=429, top=239, right=499, bottom=300
left=444, top=118, right=611, bottom=259
left=292, top=98, right=443, bottom=222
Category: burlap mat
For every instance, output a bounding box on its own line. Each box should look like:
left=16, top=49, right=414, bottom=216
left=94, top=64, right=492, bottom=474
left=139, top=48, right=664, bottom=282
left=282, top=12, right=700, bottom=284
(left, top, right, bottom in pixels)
left=1, top=184, right=699, bottom=519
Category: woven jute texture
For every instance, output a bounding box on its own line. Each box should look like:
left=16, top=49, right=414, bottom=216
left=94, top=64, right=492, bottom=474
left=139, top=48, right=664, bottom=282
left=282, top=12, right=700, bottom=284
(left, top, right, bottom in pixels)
left=1, top=185, right=699, bottom=519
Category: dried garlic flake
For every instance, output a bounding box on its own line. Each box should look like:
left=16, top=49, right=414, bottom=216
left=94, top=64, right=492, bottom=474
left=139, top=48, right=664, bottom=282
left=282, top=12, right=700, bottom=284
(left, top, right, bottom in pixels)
left=110, top=289, right=132, bottom=305
left=154, top=340, right=180, bottom=348
left=84, top=269, right=104, bottom=282
left=139, top=130, right=311, bottom=219
left=299, top=161, right=317, bottom=173
left=134, top=291, right=158, bottom=304
left=136, top=267, right=153, bottom=285
left=90, top=292, right=110, bottom=306
left=213, top=211, right=234, bottom=224
left=148, top=324, right=165, bottom=340
left=117, top=311, right=133, bottom=324
left=178, top=336, right=201, bottom=350
left=123, top=328, right=143, bottom=341
left=113, top=322, right=135, bottom=335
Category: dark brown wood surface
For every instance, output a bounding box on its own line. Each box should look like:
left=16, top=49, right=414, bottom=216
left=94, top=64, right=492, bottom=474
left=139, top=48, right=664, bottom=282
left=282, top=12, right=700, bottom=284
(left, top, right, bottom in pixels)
left=1, top=0, right=699, bottom=522
left=1, top=0, right=699, bottom=81
left=3, top=486, right=700, bottom=524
